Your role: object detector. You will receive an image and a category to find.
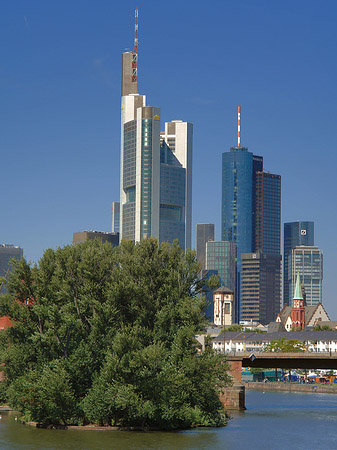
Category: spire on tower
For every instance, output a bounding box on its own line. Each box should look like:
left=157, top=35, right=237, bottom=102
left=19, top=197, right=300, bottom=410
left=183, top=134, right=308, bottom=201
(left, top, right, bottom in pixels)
left=131, top=6, right=138, bottom=83
left=293, top=273, right=303, bottom=300
left=238, top=105, right=241, bottom=147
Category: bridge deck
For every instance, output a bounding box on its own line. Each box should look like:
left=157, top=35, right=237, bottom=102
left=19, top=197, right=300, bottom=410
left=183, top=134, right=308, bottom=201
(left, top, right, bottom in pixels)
left=226, top=352, right=337, bottom=369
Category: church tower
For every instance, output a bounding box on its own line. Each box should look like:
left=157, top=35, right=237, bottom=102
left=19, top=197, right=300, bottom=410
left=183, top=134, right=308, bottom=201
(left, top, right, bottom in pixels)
left=291, top=273, right=305, bottom=330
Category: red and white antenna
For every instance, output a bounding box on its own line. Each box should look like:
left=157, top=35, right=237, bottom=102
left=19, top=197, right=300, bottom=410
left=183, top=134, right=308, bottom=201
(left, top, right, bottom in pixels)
left=238, top=105, right=241, bottom=147
left=131, top=6, right=138, bottom=83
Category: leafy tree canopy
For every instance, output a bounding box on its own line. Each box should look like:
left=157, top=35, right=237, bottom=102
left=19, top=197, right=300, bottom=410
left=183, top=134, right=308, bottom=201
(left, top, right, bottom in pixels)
left=0, top=238, right=230, bottom=428
left=264, top=337, right=306, bottom=352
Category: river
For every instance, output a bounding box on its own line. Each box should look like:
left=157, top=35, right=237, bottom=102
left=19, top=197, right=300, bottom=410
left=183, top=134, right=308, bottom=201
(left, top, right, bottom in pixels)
left=1, top=390, right=337, bottom=449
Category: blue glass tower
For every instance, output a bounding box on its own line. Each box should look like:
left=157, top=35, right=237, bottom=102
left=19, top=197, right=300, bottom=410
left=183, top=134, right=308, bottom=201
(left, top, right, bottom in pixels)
left=222, top=146, right=263, bottom=321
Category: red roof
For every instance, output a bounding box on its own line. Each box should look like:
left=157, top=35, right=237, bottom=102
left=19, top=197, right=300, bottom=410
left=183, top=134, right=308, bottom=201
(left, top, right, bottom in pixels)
left=0, top=316, right=12, bottom=330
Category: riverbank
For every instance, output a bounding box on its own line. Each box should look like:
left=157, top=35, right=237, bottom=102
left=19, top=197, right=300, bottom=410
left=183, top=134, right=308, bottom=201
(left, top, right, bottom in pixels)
left=245, top=381, right=337, bottom=394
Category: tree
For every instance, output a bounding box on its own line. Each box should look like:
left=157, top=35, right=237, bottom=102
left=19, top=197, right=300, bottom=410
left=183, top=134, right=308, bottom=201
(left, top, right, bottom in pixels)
left=0, top=238, right=231, bottom=428
left=264, top=337, right=306, bottom=352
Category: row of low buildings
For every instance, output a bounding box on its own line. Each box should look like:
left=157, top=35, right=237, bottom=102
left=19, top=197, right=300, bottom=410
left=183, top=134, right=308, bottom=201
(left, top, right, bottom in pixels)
left=212, top=330, right=337, bottom=354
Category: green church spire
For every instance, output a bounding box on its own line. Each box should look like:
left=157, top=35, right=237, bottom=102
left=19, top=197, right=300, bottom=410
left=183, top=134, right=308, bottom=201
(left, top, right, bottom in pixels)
left=293, top=273, right=303, bottom=300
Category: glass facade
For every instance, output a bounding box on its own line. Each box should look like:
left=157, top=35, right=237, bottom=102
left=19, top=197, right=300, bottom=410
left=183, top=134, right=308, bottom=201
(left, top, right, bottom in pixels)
left=222, top=147, right=264, bottom=320
left=205, top=241, right=237, bottom=312
left=288, top=246, right=323, bottom=306
left=255, top=172, right=281, bottom=254
left=140, top=119, right=153, bottom=239
left=159, top=141, right=186, bottom=248
left=196, top=224, right=215, bottom=273
left=111, top=201, right=120, bottom=234
left=283, top=221, right=314, bottom=305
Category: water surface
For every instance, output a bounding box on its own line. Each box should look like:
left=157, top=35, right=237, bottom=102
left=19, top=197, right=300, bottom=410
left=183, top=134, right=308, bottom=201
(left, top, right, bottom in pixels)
left=0, top=390, right=336, bottom=449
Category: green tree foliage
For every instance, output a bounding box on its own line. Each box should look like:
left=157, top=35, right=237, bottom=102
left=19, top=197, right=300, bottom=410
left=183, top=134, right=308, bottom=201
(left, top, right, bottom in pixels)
left=264, top=337, right=306, bottom=352
left=0, top=238, right=230, bottom=428
left=313, top=325, right=333, bottom=331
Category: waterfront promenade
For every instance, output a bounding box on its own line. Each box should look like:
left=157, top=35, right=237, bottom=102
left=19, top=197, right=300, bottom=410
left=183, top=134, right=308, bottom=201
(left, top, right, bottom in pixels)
left=245, top=381, right=337, bottom=394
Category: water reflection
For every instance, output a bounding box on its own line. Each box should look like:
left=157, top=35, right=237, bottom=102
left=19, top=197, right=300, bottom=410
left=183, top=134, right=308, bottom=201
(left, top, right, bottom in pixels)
left=0, top=391, right=336, bottom=450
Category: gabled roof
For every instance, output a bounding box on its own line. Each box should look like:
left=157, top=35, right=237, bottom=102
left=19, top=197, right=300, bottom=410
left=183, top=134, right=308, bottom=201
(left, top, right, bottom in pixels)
left=268, top=322, right=285, bottom=333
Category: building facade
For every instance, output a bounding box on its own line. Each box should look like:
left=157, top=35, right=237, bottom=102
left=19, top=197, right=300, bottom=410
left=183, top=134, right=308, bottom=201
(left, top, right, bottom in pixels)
left=196, top=224, right=215, bottom=273
left=111, top=201, right=120, bottom=234
left=283, top=221, right=314, bottom=305
left=205, top=241, right=236, bottom=303
left=255, top=172, right=281, bottom=255
left=73, top=231, right=119, bottom=248
left=0, top=244, right=23, bottom=282
left=120, top=43, right=192, bottom=250
left=241, top=251, right=282, bottom=325
left=288, top=245, right=323, bottom=306
left=213, top=286, right=234, bottom=326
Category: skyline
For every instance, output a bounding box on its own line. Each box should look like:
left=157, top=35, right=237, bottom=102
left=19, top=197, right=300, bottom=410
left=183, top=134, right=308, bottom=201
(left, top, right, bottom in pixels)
left=1, top=1, right=337, bottom=316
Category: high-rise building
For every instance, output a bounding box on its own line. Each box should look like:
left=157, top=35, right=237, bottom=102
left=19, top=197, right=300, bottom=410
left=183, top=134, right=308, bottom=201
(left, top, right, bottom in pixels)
left=205, top=241, right=236, bottom=299
left=283, top=221, right=314, bottom=305
left=111, top=201, right=120, bottom=234
left=73, top=231, right=119, bottom=248
left=241, top=251, right=282, bottom=325
left=0, top=244, right=23, bottom=291
left=196, top=224, right=215, bottom=273
left=222, top=107, right=281, bottom=321
left=255, top=172, right=281, bottom=255
left=288, top=245, right=323, bottom=306
left=120, top=10, right=192, bottom=250
left=160, top=121, right=193, bottom=250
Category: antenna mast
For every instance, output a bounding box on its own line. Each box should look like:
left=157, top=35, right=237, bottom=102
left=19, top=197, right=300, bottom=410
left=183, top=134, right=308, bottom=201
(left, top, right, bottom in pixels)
left=131, top=6, right=138, bottom=83
left=238, top=105, right=241, bottom=147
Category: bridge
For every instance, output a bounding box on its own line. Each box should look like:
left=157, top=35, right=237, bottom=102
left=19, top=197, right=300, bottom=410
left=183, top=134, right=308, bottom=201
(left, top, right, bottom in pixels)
left=227, top=351, right=337, bottom=370
left=220, top=351, right=337, bottom=411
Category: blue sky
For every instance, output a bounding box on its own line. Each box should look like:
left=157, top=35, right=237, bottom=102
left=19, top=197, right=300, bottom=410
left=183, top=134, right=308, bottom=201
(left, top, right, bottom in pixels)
left=1, top=1, right=337, bottom=316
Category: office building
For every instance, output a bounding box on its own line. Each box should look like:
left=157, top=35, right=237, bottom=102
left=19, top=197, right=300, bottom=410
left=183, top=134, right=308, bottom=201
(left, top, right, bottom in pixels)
left=196, top=224, right=215, bottom=272
left=73, top=231, right=119, bottom=248
left=241, top=251, right=281, bottom=325
left=205, top=241, right=236, bottom=300
left=222, top=107, right=281, bottom=320
left=111, top=201, right=120, bottom=234
left=120, top=9, right=192, bottom=250
left=288, top=245, right=323, bottom=306
left=201, top=269, right=219, bottom=322
left=283, top=221, right=314, bottom=305
left=0, top=244, right=23, bottom=282
left=255, top=172, right=281, bottom=255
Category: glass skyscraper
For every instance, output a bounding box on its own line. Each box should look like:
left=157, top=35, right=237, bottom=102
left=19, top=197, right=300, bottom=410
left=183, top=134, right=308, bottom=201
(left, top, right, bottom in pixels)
left=205, top=241, right=237, bottom=301
left=196, top=224, right=215, bottom=273
left=119, top=48, right=192, bottom=249
left=288, top=245, right=323, bottom=306
left=283, top=221, right=314, bottom=305
left=222, top=137, right=281, bottom=322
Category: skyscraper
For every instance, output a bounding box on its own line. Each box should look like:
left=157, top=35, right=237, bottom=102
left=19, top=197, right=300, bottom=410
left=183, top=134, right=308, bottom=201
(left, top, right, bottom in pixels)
left=120, top=9, right=192, bottom=249
left=205, top=241, right=236, bottom=297
left=111, top=201, right=120, bottom=234
left=241, top=251, right=282, bottom=325
left=288, top=245, right=323, bottom=306
left=0, top=244, right=23, bottom=291
left=255, top=172, right=281, bottom=255
left=222, top=107, right=281, bottom=321
left=196, top=224, right=215, bottom=272
left=283, top=221, right=314, bottom=305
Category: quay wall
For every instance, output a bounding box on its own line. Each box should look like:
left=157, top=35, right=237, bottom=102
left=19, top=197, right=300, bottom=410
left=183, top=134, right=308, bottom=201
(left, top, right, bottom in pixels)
left=245, top=382, right=337, bottom=394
